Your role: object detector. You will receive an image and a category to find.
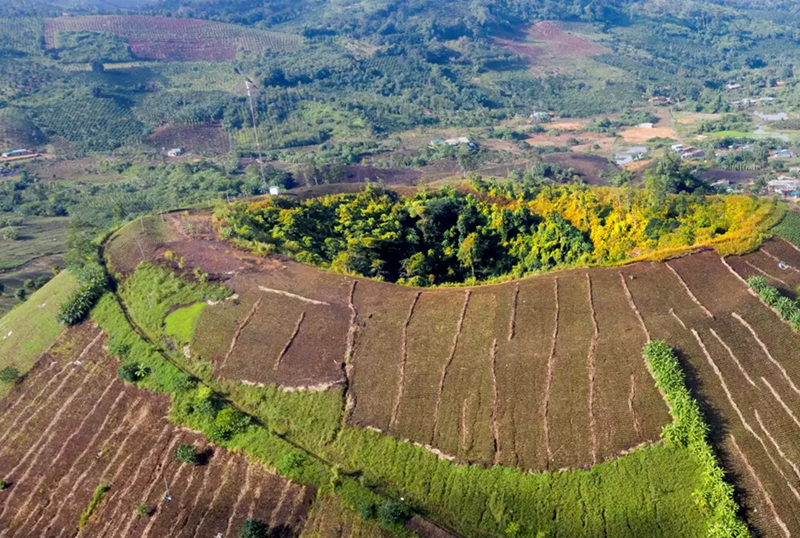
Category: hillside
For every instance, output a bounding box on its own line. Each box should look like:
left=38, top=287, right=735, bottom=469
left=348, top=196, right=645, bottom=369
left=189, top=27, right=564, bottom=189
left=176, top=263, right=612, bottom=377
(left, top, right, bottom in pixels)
left=97, top=207, right=800, bottom=538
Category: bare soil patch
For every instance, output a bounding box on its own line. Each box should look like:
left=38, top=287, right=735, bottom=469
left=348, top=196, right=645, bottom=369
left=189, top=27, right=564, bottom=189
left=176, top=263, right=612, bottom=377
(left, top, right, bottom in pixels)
left=0, top=323, right=310, bottom=538
left=618, top=126, right=676, bottom=143
left=146, top=122, right=230, bottom=156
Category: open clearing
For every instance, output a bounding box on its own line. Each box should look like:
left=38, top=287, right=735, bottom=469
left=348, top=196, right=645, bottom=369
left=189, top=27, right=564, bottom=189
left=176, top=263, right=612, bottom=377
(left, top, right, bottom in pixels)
left=114, top=212, right=672, bottom=473
left=618, top=125, right=676, bottom=143
left=621, top=249, right=800, bottom=538
left=44, top=16, right=302, bottom=62
left=0, top=323, right=312, bottom=538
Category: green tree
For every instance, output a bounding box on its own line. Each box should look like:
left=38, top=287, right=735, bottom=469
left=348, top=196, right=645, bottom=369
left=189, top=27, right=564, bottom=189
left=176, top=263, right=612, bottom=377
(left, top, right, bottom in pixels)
left=174, top=443, right=197, bottom=465
left=377, top=500, right=409, bottom=526
left=0, top=366, right=20, bottom=384
left=14, top=288, right=26, bottom=302
left=239, top=519, right=269, bottom=538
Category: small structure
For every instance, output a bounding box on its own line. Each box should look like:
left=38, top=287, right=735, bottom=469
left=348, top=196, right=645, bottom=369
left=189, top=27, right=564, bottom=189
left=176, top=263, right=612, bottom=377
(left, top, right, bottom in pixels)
left=679, top=148, right=705, bottom=160
left=269, top=186, right=282, bottom=195
left=768, top=177, right=800, bottom=196
left=1, top=149, right=31, bottom=158
left=429, top=139, right=445, bottom=147
left=772, top=149, right=795, bottom=159
left=530, top=111, right=552, bottom=122
left=432, top=137, right=473, bottom=147
left=755, top=111, right=789, bottom=122
left=637, top=122, right=654, bottom=129
left=166, top=148, right=184, bottom=158
left=726, top=83, right=742, bottom=90
left=670, top=144, right=685, bottom=153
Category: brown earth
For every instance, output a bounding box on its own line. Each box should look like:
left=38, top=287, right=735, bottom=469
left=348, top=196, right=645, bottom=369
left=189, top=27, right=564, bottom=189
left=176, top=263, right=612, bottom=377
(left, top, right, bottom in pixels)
left=622, top=251, right=800, bottom=538
left=0, top=323, right=311, bottom=538
left=618, top=126, right=676, bottom=143
left=542, top=152, right=617, bottom=185
left=104, top=211, right=800, bottom=536
left=495, top=21, right=609, bottom=67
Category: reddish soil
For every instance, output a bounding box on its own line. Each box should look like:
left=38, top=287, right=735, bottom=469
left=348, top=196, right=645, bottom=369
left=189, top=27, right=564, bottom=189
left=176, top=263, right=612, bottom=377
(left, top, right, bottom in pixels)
left=44, top=16, right=301, bottom=62
left=0, top=323, right=310, bottom=538
left=495, top=21, right=609, bottom=66
left=146, top=122, right=230, bottom=156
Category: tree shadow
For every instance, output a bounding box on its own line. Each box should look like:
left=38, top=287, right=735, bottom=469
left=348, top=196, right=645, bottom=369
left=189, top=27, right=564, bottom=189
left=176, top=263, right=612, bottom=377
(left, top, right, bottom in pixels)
left=196, top=447, right=215, bottom=466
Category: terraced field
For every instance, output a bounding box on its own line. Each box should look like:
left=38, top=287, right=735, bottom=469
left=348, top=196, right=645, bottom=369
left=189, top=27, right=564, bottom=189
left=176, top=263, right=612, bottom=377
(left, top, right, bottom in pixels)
left=0, top=323, right=312, bottom=538
left=98, top=211, right=800, bottom=537
left=622, top=250, right=800, bottom=538
left=44, top=16, right=302, bottom=62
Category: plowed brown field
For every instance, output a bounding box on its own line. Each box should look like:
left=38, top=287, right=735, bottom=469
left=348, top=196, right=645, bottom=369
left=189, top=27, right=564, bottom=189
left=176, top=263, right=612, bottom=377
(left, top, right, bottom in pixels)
left=0, top=323, right=311, bottom=538
left=105, top=212, right=800, bottom=537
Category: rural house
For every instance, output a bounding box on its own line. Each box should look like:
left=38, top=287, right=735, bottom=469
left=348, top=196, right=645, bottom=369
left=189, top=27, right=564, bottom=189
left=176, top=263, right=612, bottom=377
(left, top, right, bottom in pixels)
left=167, top=148, right=185, bottom=157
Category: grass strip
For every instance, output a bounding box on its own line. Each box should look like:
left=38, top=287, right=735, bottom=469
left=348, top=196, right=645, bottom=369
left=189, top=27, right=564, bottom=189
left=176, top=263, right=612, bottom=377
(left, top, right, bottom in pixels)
left=643, top=340, right=751, bottom=538
left=78, top=482, right=110, bottom=530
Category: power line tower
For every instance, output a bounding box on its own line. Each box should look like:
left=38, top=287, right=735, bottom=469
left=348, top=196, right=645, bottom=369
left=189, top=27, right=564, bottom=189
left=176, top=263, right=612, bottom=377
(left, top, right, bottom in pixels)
left=245, top=79, right=268, bottom=194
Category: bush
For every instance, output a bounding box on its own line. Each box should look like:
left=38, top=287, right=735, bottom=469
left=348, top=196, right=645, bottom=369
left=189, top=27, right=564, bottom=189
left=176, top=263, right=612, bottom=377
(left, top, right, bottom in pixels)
left=747, top=277, right=800, bottom=330
left=135, top=503, right=149, bottom=516
left=118, top=363, right=150, bottom=383
left=57, top=263, right=108, bottom=326
left=175, top=443, right=197, bottom=465
left=643, top=341, right=749, bottom=537
left=0, top=366, right=20, bottom=384
left=78, top=483, right=110, bottom=529
left=211, top=408, right=251, bottom=441
left=377, top=500, right=410, bottom=526
left=239, top=519, right=269, bottom=538
left=0, top=480, right=9, bottom=490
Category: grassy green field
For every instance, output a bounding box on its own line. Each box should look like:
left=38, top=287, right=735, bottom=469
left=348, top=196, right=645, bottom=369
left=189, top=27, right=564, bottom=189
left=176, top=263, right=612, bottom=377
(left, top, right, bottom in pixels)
left=0, top=270, right=76, bottom=397
left=165, top=302, right=207, bottom=345
left=0, top=216, right=69, bottom=271
left=775, top=210, right=800, bottom=247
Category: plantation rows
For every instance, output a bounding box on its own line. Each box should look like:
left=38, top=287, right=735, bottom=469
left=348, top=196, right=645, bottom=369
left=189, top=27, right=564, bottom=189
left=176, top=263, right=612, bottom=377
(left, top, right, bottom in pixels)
left=30, top=97, right=147, bottom=151
left=0, top=324, right=311, bottom=538
left=185, top=230, right=670, bottom=472
left=0, top=17, right=44, bottom=56
left=621, top=250, right=800, bottom=538
left=44, top=16, right=302, bottom=62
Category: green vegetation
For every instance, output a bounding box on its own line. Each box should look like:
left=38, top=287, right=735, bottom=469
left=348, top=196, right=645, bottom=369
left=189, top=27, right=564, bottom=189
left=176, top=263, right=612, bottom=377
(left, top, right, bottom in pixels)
left=78, top=483, right=110, bottom=530
left=747, top=276, right=800, bottom=329
left=642, top=341, right=750, bottom=538
left=239, top=519, right=269, bottom=538
left=56, top=262, right=108, bottom=325
left=92, top=261, right=725, bottom=537
left=55, top=32, right=134, bottom=64
left=0, top=366, right=19, bottom=384
left=165, top=303, right=207, bottom=345
left=218, top=178, right=779, bottom=286
left=0, top=270, right=77, bottom=398
left=775, top=211, right=800, bottom=247
left=0, top=479, right=9, bottom=491
left=135, top=503, right=149, bottom=517
left=174, top=443, right=197, bottom=465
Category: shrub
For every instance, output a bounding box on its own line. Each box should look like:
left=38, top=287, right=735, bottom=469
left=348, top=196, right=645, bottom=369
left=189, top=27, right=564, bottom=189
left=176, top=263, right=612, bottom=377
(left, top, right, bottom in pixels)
left=78, top=483, right=110, bottom=529
left=211, top=408, right=251, bottom=441
left=354, top=498, right=376, bottom=520
left=0, top=480, right=9, bottom=490
left=643, top=341, right=749, bottom=538
left=135, top=503, right=149, bottom=516
left=118, top=363, right=150, bottom=383
left=277, top=451, right=307, bottom=476
left=14, top=288, right=27, bottom=301
left=377, top=500, right=410, bottom=526
left=239, top=518, right=269, bottom=538
left=57, top=263, right=108, bottom=326
left=0, top=366, right=20, bottom=384
left=175, top=443, right=197, bottom=465
left=748, top=277, right=800, bottom=330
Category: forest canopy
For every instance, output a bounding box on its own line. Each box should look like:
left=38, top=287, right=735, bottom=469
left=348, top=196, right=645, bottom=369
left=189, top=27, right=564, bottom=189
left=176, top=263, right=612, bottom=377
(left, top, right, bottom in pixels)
left=215, top=182, right=779, bottom=286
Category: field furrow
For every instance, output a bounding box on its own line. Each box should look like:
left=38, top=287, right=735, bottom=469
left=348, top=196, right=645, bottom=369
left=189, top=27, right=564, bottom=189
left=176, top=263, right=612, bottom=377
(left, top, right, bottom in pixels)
left=390, top=291, right=421, bottom=430
left=190, top=457, right=244, bottom=538
left=431, top=289, right=472, bottom=447
left=548, top=270, right=593, bottom=470
left=496, top=276, right=556, bottom=470
left=393, top=290, right=464, bottom=445
left=543, top=277, right=560, bottom=464
left=275, top=310, right=306, bottom=370
left=436, top=287, right=506, bottom=462
left=348, top=280, right=417, bottom=432
left=590, top=269, right=667, bottom=461
left=586, top=274, right=600, bottom=464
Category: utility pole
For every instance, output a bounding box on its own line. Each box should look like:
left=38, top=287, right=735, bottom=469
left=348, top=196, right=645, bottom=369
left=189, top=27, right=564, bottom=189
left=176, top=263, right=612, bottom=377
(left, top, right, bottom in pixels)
left=245, top=79, right=268, bottom=195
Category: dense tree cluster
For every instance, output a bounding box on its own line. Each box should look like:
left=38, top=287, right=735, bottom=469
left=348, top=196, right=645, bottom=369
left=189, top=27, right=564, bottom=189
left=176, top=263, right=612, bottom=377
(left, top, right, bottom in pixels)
left=217, top=174, right=777, bottom=286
